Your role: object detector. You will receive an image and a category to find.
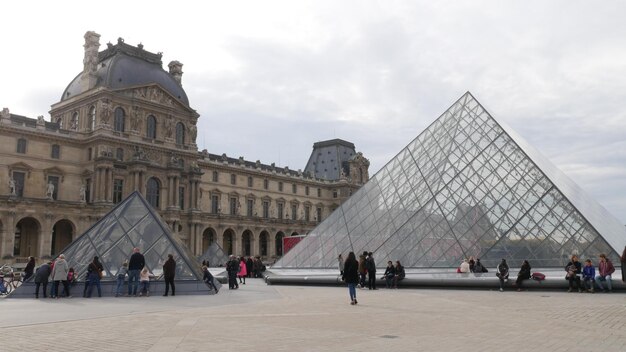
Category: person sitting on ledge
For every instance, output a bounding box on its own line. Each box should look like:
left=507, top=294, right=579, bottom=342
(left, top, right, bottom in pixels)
left=393, top=261, right=405, bottom=289
left=582, top=259, right=595, bottom=293
left=473, top=258, right=488, bottom=274
left=459, top=259, right=470, bottom=273
left=515, top=260, right=531, bottom=292
left=565, top=255, right=582, bottom=293
left=595, top=253, right=615, bottom=293
left=496, top=259, right=509, bottom=292
left=383, top=261, right=396, bottom=289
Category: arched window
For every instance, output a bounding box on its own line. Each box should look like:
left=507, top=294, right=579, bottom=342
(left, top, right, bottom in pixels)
left=176, top=122, right=185, bottom=145
left=88, top=106, right=96, bottom=131
left=56, top=117, right=64, bottom=129
left=146, top=115, right=157, bottom=139
left=146, top=177, right=160, bottom=208
left=114, top=107, right=125, bottom=132
left=70, top=112, right=79, bottom=130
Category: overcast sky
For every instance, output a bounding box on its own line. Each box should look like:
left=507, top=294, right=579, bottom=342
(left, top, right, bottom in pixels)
left=2, top=1, right=626, bottom=223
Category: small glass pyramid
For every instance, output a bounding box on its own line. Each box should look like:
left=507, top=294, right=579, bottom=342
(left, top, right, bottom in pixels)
left=59, top=191, right=203, bottom=280
left=199, top=242, right=229, bottom=267
left=273, top=92, right=626, bottom=269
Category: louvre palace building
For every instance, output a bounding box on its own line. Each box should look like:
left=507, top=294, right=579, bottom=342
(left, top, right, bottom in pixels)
left=0, top=31, right=370, bottom=263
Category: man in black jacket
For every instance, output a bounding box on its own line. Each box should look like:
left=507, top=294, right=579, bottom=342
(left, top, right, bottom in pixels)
left=366, top=252, right=377, bottom=290
left=226, top=255, right=239, bottom=289
left=162, top=254, right=176, bottom=296
left=127, top=247, right=145, bottom=296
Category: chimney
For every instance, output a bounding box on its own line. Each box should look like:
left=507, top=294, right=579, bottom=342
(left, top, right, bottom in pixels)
left=168, top=61, right=183, bottom=86
left=82, top=31, right=101, bottom=90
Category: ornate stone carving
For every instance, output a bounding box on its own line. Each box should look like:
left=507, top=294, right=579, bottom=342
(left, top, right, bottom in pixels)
left=99, top=99, right=111, bottom=125
left=46, top=182, right=55, bottom=200
left=164, top=114, right=174, bottom=138
left=131, top=106, right=140, bottom=131
left=0, top=108, right=9, bottom=120
left=37, top=115, right=45, bottom=125
left=188, top=124, right=197, bottom=143
left=9, top=178, right=16, bottom=195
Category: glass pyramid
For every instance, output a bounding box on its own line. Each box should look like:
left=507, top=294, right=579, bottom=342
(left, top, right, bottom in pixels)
left=58, top=191, right=203, bottom=280
left=200, top=242, right=229, bottom=267
left=273, top=92, right=626, bottom=269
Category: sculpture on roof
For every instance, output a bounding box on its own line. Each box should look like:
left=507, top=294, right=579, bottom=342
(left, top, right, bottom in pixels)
left=9, top=178, right=16, bottom=196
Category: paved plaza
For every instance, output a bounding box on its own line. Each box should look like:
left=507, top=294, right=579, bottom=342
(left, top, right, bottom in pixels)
left=2, top=279, right=626, bottom=351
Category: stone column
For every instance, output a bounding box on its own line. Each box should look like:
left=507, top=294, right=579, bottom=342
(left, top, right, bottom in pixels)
left=1, top=211, right=16, bottom=258
left=268, top=233, right=276, bottom=258
left=40, top=212, right=54, bottom=258
left=252, top=232, right=259, bottom=257
left=233, top=230, right=241, bottom=256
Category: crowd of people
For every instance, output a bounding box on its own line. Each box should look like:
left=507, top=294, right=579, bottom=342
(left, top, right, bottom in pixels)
left=224, top=255, right=266, bottom=290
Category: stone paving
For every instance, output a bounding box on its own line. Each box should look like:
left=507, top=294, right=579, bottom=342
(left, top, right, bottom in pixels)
left=2, top=279, right=626, bottom=351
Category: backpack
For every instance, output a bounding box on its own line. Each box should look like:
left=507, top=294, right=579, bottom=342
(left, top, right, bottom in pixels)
left=531, top=272, right=545, bottom=281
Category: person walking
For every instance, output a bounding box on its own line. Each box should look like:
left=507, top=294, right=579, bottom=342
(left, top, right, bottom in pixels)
left=246, top=257, right=253, bottom=278
left=162, top=254, right=176, bottom=296
left=128, top=248, right=145, bottom=296
left=238, top=257, right=247, bottom=285
left=226, top=255, right=239, bottom=289
left=86, top=256, right=103, bottom=298
left=595, top=253, right=615, bottom=292
left=23, top=256, right=35, bottom=281
left=496, top=259, right=509, bottom=292
left=342, top=252, right=359, bottom=305
left=51, top=254, right=70, bottom=298
left=34, top=261, right=52, bottom=298
left=366, top=252, right=377, bottom=290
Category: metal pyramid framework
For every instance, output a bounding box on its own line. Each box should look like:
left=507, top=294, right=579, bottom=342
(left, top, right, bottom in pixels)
left=58, top=191, right=203, bottom=281
left=273, top=92, right=626, bottom=269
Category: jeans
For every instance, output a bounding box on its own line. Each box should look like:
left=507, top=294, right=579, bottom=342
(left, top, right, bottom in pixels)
left=359, top=273, right=366, bottom=287
left=385, top=276, right=393, bottom=288
left=86, top=273, right=101, bottom=297
left=116, top=275, right=125, bottom=296
left=54, top=280, right=70, bottom=297
left=128, top=269, right=140, bottom=295
left=35, top=282, right=48, bottom=298
left=139, top=280, right=150, bottom=295
left=582, top=277, right=595, bottom=291
left=595, top=274, right=612, bottom=291
left=348, top=283, right=357, bottom=301
left=568, top=275, right=581, bottom=290
left=164, top=277, right=175, bottom=296
left=368, top=270, right=377, bottom=289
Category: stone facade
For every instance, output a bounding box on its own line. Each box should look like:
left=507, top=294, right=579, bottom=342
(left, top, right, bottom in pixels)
left=0, top=32, right=369, bottom=263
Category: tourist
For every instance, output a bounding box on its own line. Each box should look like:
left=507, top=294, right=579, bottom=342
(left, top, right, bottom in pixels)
left=393, top=261, right=405, bottom=288
left=238, top=256, right=247, bottom=285
left=86, top=256, right=104, bottom=298
left=115, top=261, right=128, bottom=297
left=128, top=247, right=145, bottom=296
left=581, top=259, right=595, bottom=293
left=162, top=254, right=176, bottom=296
left=51, top=254, right=70, bottom=298
left=468, top=256, right=476, bottom=273
left=621, top=246, right=626, bottom=283
left=226, top=255, right=239, bottom=289
left=515, top=260, right=531, bottom=291
left=34, top=261, right=52, bottom=299
left=342, top=251, right=359, bottom=305
left=23, top=256, right=35, bottom=281
left=358, top=254, right=367, bottom=288
left=203, top=265, right=218, bottom=293
left=253, top=257, right=263, bottom=278
left=496, top=259, right=509, bottom=292
left=459, top=259, right=470, bottom=273
left=49, top=258, right=57, bottom=298
left=139, top=267, right=151, bottom=296
left=246, top=256, right=253, bottom=278
left=595, top=253, right=615, bottom=292
left=383, top=261, right=396, bottom=288
left=565, top=255, right=582, bottom=293
left=63, top=267, right=76, bottom=297
left=338, top=254, right=344, bottom=276
left=473, top=258, right=488, bottom=274
left=366, top=252, right=377, bottom=290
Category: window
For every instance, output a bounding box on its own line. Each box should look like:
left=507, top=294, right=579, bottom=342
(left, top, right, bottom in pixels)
left=17, top=138, right=27, bottom=154
left=176, top=122, right=185, bottom=145
left=278, top=203, right=284, bottom=219
left=116, top=148, right=124, bottom=161
left=292, top=184, right=297, bottom=194
left=317, top=188, right=321, bottom=197
left=247, top=176, right=253, bottom=187
left=262, top=201, right=269, bottom=219
left=247, top=199, right=254, bottom=217
left=304, top=206, right=310, bottom=222
left=212, top=171, right=219, bottom=182
left=146, top=115, right=157, bottom=139
left=56, top=117, right=64, bottom=129
left=47, top=176, right=59, bottom=200
left=230, top=197, right=237, bottom=215
left=70, top=112, right=78, bottom=130
left=12, top=172, right=25, bottom=197
left=316, top=207, right=322, bottom=222
left=278, top=182, right=283, bottom=192
left=87, top=147, right=92, bottom=161
left=305, top=186, right=310, bottom=196
left=88, top=106, right=96, bottom=131
left=85, top=178, right=91, bottom=203
left=211, top=195, right=219, bottom=213
left=291, top=204, right=297, bottom=220
left=263, top=179, right=269, bottom=190
left=333, top=190, right=338, bottom=198
left=230, top=174, right=236, bottom=185
left=114, top=107, right=125, bottom=132
left=146, top=177, right=160, bottom=208
left=113, top=179, right=124, bottom=204
left=51, top=144, right=60, bottom=159
left=179, top=187, right=185, bottom=210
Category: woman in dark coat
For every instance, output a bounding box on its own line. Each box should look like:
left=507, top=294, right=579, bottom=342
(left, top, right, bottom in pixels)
left=23, top=256, right=35, bottom=281
left=163, top=254, right=176, bottom=296
left=515, top=260, right=531, bottom=291
left=621, top=246, right=626, bottom=282
left=565, top=255, right=582, bottom=293
left=342, top=252, right=359, bottom=305
left=86, top=256, right=104, bottom=298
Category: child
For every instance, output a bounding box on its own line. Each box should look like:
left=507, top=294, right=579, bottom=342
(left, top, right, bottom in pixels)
left=139, top=267, right=151, bottom=297
left=203, top=265, right=219, bottom=294
left=63, top=267, right=76, bottom=297
left=582, top=259, right=595, bottom=293
left=115, top=261, right=128, bottom=297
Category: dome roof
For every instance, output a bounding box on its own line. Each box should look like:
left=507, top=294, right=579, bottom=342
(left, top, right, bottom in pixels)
left=61, top=40, right=189, bottom=106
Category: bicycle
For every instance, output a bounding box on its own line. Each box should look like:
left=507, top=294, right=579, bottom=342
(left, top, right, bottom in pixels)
left=0, top=265, right=22, bottom=295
